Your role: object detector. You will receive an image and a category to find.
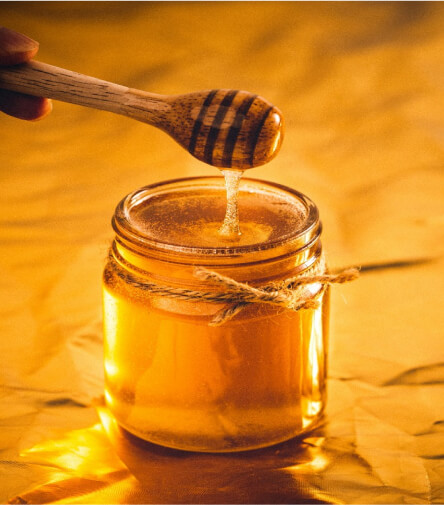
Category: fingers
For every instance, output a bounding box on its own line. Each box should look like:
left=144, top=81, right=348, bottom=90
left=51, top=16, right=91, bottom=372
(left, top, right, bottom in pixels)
left=0, top=89, right=52, bottom=121
left=0, top=27, right=52, bottom=120
left=0, top=26, right=39, bottom=65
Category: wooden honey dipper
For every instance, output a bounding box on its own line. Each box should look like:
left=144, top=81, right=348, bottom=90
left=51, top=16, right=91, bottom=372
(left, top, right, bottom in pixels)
left=0, top=61, right=284, bottom=169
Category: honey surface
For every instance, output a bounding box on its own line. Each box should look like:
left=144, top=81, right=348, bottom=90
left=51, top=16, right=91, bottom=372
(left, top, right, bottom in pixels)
left=129, top=182, right=308, bottom=249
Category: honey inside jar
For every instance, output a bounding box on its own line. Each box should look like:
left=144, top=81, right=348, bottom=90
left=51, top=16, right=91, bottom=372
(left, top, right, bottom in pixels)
left=103, top=177, right=329, bottom=452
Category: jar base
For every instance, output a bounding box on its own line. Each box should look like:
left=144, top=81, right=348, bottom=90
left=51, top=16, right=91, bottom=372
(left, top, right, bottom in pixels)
left=108, top=404, right=324, bottom=453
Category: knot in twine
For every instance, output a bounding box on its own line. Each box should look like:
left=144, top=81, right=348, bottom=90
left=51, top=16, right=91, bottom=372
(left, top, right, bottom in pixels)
left=110, top=251, right=359, bottom=326
left=193, top=263, right=359, bottom=325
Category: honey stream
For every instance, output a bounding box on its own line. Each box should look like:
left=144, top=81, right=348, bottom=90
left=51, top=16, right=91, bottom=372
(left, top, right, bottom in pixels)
left=218, top=169, right=243, bottom=239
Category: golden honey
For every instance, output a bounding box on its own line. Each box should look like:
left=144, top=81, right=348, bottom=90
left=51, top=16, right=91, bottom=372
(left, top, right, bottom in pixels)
left=103, top=177, right=329, bottom=452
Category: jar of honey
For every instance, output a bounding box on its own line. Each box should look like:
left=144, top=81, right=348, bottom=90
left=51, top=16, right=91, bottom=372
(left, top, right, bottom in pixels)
left=103, top=176, right=329, bottom=452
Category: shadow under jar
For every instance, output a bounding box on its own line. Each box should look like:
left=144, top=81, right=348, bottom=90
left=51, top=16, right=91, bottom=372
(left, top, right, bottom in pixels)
left=103, top=177, right=329, bottom=452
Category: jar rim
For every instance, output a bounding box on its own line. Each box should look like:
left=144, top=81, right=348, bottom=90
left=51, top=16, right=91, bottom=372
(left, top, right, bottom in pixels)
left=112, top=176, right=320, bottom=263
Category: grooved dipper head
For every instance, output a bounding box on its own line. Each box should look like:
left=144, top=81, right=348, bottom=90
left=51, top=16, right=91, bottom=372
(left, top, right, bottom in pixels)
left=169, top=89, right=284, bottom=169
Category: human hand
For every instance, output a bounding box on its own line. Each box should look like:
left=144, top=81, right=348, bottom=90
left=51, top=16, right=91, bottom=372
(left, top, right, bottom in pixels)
left=0, top=27, right=52, bottom=120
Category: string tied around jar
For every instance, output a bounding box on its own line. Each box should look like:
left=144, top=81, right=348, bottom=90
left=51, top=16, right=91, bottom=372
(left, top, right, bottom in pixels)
left=108, top=249, right=359, bottom=326
left=194, top=258, right=359, bottom=325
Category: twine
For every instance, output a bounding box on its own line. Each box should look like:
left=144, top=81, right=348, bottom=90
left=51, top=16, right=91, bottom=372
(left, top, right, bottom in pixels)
left=108, top=251, right=359, bottom=326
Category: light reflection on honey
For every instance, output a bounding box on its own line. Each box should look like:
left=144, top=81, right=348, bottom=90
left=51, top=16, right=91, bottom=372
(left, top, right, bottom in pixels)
left=302, top=305, right=327, bottom=426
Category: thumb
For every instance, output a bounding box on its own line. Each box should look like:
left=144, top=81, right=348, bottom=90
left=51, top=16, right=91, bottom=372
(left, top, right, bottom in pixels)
left=0, top=27, right=39, bottom=65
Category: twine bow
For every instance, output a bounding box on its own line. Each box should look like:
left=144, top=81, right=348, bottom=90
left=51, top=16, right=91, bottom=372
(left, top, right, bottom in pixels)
left=194, top=266, right=359, bottom=325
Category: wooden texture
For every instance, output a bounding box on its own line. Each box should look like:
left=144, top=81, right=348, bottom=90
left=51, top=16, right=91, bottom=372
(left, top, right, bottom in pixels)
left=0, top=61, right=283, bottom=169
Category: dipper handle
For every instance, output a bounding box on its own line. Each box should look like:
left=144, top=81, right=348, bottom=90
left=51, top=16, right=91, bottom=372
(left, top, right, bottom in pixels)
left=0, top=60, right=168, bottom=124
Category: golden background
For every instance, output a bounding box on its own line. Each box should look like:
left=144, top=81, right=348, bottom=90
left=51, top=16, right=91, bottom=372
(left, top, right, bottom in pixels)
left=1, top=2, right=443, bottom=503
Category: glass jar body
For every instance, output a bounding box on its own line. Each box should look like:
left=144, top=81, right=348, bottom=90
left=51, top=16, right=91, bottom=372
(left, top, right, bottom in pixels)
left=103, top=177, right=329, bottom=452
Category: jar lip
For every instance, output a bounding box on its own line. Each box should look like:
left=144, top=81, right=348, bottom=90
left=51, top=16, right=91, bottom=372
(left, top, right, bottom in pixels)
left=112, top=176, right=320, bottom=260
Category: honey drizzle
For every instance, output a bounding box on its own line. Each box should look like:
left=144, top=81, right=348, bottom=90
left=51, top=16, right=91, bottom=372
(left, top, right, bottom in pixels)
left=218, top=169, right=243, bottom=239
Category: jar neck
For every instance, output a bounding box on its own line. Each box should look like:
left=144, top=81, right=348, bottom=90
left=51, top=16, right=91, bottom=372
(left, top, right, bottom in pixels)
left=111, top=232, right=323, bottom=287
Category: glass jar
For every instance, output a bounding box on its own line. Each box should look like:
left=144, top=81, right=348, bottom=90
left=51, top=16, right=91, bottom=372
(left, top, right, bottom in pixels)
left=103, top=176, right=329, bottom=452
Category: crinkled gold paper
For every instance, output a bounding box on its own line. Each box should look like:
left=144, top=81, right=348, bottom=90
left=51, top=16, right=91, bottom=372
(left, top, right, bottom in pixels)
left=1, top=2, right=443, bottom=503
